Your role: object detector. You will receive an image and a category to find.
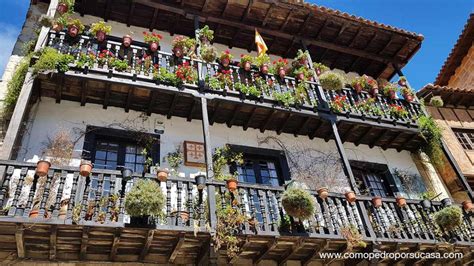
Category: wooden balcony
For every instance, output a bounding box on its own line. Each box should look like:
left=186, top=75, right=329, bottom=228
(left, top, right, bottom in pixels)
left=0, top=160, right=472, bottom=264
left=33, top=32, right=425, bottom=152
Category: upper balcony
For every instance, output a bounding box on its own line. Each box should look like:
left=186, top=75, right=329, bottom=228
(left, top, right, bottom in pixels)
left=34, top=30, right=425, bottom=153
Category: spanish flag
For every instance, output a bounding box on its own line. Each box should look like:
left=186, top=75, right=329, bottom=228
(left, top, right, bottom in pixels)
left=255, top=29, right=268, bottom=56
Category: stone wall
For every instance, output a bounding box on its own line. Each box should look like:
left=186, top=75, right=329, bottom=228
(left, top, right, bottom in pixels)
left=447, top=45, right=474, bottom=89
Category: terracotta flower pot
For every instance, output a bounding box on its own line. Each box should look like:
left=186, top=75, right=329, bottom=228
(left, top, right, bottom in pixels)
left=57, top=3, right=68, bottom=14
left=226, top=178, right=238, bottom=192
left=36, top=160, right=51, bottom=177
left=149, top=42, right=159, bottom=52
left=353, top=84, right=363, bottom=94
left=398, top=80, right=407, bottom=87
left=462, top=200, right=474, bottom=211
left=122, top=35, right=133, bottom=47
left=396, top=196, right=407, bottom=207
left=299, top=58, right=308, bottom=66
left=370, top=88, right=379, bottom=96
left=80, top=161, right=93, bottom=177
left=388, top=90, right=397, bottom=100
left=278, top=68, right=286, bottom=79
left=52, top=23, right=63, bottom=32
left=317, top=187, right=329, bottom=199
left=29, top=209, right=39, bottom=218
left=372, top=196, right=382, bottom=208
left=403, top=94, right=414, bottom=102
left=171, top=211, right=190, bottom=222
left=345, top=191, right=356, bottom=203
left=315, top=68, right=322, bottom=77
left=243, top=62, right=251, bottom=72
left=297, top=72, right=305, bottom=81
left=157, top=169, right=169, bottom=182
left=96, top=31, right=106, bottom=42
left=260, top=64, right=269, bottom=74
left=221, top=58, right=230, bottom=67
left=68, top=25, right=79, bottom=38
left=173, top=47, right=183, bottom=58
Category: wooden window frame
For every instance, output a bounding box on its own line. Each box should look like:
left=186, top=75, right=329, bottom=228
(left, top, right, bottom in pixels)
left=350, top=160, right=398, bottom=197
left=452, top=128, right=474, bottom=150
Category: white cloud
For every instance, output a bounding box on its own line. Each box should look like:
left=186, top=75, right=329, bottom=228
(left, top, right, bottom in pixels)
left=0, top=23, right=21, bottom=79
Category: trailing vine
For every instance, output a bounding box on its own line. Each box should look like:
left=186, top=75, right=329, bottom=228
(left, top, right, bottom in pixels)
left=418, top=115, right=443, bottom=167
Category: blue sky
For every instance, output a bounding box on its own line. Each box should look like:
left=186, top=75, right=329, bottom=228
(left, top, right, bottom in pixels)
left=0, top=0, right=472, bottom=90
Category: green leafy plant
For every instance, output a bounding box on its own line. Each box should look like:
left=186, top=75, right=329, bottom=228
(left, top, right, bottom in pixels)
left=273, top=91, right=295, bottom=108
left=356, top=98, right=383, bottom=116
left=111, top=59, right=129, bottom=72
left=90, top=21, right=111, bottom=35
left=271, top=58, right=288, bottom=74
left=143, top=31, right=163, bottom=44
left=198, top=25, right=214, bottom=42
left=340, top=224, right=367, bottom=251
left=220, top=50, right=233, bottom=62
left=212, top=145, right=243, bottom=181
left=313, top=62, right=329, bottom=75
left=418, top=115, right=443, bottom=167
left=175, top=61, right=197, bottom=84
left=351, top=76, right=369, bottom=92
left=281, top=187, right=315, bottom=220
left=433, top=205, right=463, bottom=231
left=172, top=35, right=196, bottom=56
left=429, top=96, right=444, bottom=108
left=3, top=55, right=30, bottom=114
left=235, top=82, right=261, bottom=97
left=329, top=95, right=350, bottom=113
left=200, top=45, right=217, bottom=63
left=206, top=70, right=232, bottom=90
left=388, top=104, right=408, bottom=119
left=294, top=49, right=309, bottom=64
left=292, top=66, right=311, bottom=80
left=401, top=87, right=415, bottom=97
left=294, top=82, right=309, bottom=105
left=165, top=147, right=183, bottom=172
left=420, top=190, right=437, bottom=200
left=76, top=52, right=96, bottom=68
left=239, top=54, right=254, bottom=68
left=254, top=53, right=270, bottom=68
left=319, top=71, right=345, bottom=91
left=382, top=83, right=398, bottom=96
left=59, top=0, right=75, bottom=7
left=125, top=179, right=165, bottom=218
left=33, top=47, right=74, bottom=74
left=154, top=67, right=180, bottom=86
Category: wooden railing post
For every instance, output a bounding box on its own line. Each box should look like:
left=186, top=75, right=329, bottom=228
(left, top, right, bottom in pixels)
left=300, top=40, right=329, bottom=110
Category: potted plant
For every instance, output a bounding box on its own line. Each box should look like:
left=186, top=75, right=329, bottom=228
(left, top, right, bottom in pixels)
left=340, top=224, right=367, bottom=251
left=317, top=187, right=329, bottom=199
left=462, top=200, right=474, bottom=211
left=345, top=190, right=356, bottom=203
left=255, top=54, right=270, bottom=74
left=329, top=95, right=350, bottom=113
left=293, top=67, right=308, bottom=81
left=212, top=145, right=244, bottom=192
left=382, top=83, right=398, bottom=100
left=156, top=168, right=169, bottom=182
left=66, top=18, right=84, bottom=38
left=214, top=199, right=246, bottom=259
left=172, top=35, right=195, bottom=58
left=240, top=54, right=253, bottom=72
left=194, top=174, right=206, bottom=190
left=124, top=179, right=165, bottom=227
left=429, top=96, right=444, bottom=107
left=219, top=50, right=233, bottom=68
left=175, top=61, right=197, bottom=84
left=36, top=159, right=51, bottom=177
left=197, top=25, right=214, bottom=44
left=372, top=196, right=382, bottom=208
left=200, top=45, right=217, bottom=63
left=281, top=187, right=315, bottom=220
left=388, top=104, right=408, bottom=119
left=79, top=160, right=93, bottom=177
left=433, top=205, right=463, bottom=231
left=143, top=31, right=162, bottom=52
left=272, top=58, right=288, bottom=79
left=367, top=77, right=379, bottom=96
left=398, top=76, right=407, bottom=87
left=319, top=71, right=344, bottom=91
left=165, top=147, right=183, bottom=175
left=90, top=21, right=111, bottom=42
left=295, top=49, right=309, bottom=66
left=401, top=87, right=415, bottom=102
left=351, top=76, right=369, bottom=94
left=395, top=195, right=407, bottom=207
left=57, top=0, right=74, bottom=14
left=58, top=199, right=69, bottom=220
left=52, top=15, right=68, bottom=32
left=122, top=34, right=133, bottom=48
left=313, top=62, right=329, bottom=76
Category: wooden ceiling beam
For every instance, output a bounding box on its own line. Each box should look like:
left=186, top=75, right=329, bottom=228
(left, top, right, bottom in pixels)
left=241, top=0, right=253, bottom=22
left=280, top=8, right=293, bottom=31
left=348, top=27, right=362, bottom=47
left=209, top=101, right=221, bottom=125
left=149, top=8, right=159, bottom=31
left=254, top=237, right=279, bottom=265
left=80, top=80, right=88, bottom=106
left=298, top=12, right=313, bottom=35
left=104, top=0, right=112, bottom=22
left=355, top=127, right=372, bottom=146
left=277, top=113, right=292, bottom=135
left=126, top=1, right=136, bottom=27
left=187, top=99, right=198, bottom=121
left=382, top=131, right=403, bottom=150
left=139, top=230, right=155, bottom=261
left=80, top=227, right=90, bottom=260
left=135, top=0, right=401, bottom=65
left=260, top=110, right=276, bottom=133
left=147, top=91, right=157, bottom=116
left=55, top=75, right=64, bottom=103
left=49, top=225, right=57, bottom=260
left=125, top=87, right=133, bottom=113
left=221, top=0, right=230, bottom=17
left=369, top=129, right=387, bottom=148
left=168, top=233, right=185, bottom=263
left=244, top=107, right=257, bottom=130
left=279, top=238, right=305, bottom=266
left=103, top=84, right=110, bottom=109
left=109, top=228, right=121, bottom=261
left=341, top=124, right=357, bottom=143
left=309, top=120, right=323, bottom=140
left=80, top=0, right=88, bottom=16
left=227, top=105, right=241, bottom=128
left=303, top=240, right=330, bottom=266
left=313, top=18, right=328, bottom=39
left=262, top=4, right=275, bottom=27
left=377, top=35, right=394, bottom=55
left=202, top=0, right=210, bottom=12
left=15, top=224, right=25, bottom=259
left=167, top=94, right=179, bottom=119
left=294, top=116, right=310, bottom=136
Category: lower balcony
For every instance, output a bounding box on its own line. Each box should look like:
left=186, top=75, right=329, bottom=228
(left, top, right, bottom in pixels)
left=0, top=160, right=473, bottom=264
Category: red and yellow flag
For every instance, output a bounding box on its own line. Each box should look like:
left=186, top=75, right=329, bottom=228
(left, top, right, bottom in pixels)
left=255, top=29, right=268, bottom=56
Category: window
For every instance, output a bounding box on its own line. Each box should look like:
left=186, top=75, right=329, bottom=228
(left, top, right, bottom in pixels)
left=453, top=129, right=474, bottom=150
left=351, top=161, right=396, bottom=197
left=229, top=145, right=290, bottom=186
left=82, top=126, right=159, bottom=173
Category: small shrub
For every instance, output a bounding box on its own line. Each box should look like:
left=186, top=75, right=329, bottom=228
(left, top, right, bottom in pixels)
left=433, top=205, right=463, bottom=231
left=430, top=96, right=444, bottom=108
left=4, top=56, right=30, bottom=113
left=33, top=47, right=74, bottom=75
left=319, top=71, right=344, bottom=91
left=200, top=45, right=217, bottom=63
left=418, top=115, right=443, bottom=167
left=281, top=188, right=315, bottom=220
left=125, top=179, right=165, bottom=218
left=90, top=21, right=111, bottom=35
left=340, top=224, right=367, bottom=251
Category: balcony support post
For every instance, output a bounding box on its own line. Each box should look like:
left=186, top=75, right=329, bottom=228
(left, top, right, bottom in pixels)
left=393, top=64, right=474, bottom=200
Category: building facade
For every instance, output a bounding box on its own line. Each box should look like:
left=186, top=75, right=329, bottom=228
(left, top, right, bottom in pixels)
left=0, top=1, right=472, bottom=265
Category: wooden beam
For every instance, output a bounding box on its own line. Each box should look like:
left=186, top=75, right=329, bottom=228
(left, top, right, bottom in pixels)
left=202, top=0, right=210, bottom=12
left=80, top=227, right=90, bottom=260
left=187, top=99, right=198, bottom=121
left=147, top=91, right=157, bottom=116
left=104, top=0, right=112, bottom=22
left=56, top=74, right=65, bottom=103
left=80, top=0, right=88, bottom=16
left=221, top=0, right=230, bottom=17
left=254, top=237, right=278, bottom=265
left=103, top=84, right=110, bottom=109
left=149, top=8, right=158, bottom=31
left=260, top=110, right=276, bottom=133
left=280, top=8, right=293, bottom=31
left=341, top=124, right=357, bottom=143
left=80, top=80, right=88, bottom=106
left=139, top=230, right=155, bottom=261
left=355, top=127, right=372, bottom=146
left=348, top=27, right=363, bottom=47
left=230, top=237, right=251, bottom=264
left=278, top=238, right=304, bottom=266
left=382, top=131, right=403, bottom=150
left=209, top=101, right=220, bottom=125
left=294, top=116, right=310, bottom=136
left=241, top=0, right=253, bottom=22
left=369, top=129, right=387, bottom=148
left=110, top=228, right=121, bottom=261
left=169, top=233, right=185, bottom=263
left=298, top=12, right=313, bottom=35
left=277, top=113, right=292, bottom=135
left=126, top=1, right=136, bottom=27
left=303, top=240, right=329, bottom=266
left=227, top=105, right=241, bottom=128
left=196, top=238, right=211, bottom=265
left=262, top=4, right=275, bottom=27
left=308, top=120, right=323, bottom=139
left=125, top=87, right=133, bottom=113
left=15, top=224, right=25, bottom=259
left=135, top=0, right=401, bottom=65
left=378, top=35, right=395, bottom=54
left=167, top=94, right=179, bottom=119
left=314, top=19, right=329, bottom=39
left=243, top=107, right=257, bottom=130
left=49, top=225, right=57, bottom=260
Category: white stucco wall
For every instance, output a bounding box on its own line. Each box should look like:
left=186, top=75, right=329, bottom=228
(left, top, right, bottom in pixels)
left=15, top=98, right=440, bottom=198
